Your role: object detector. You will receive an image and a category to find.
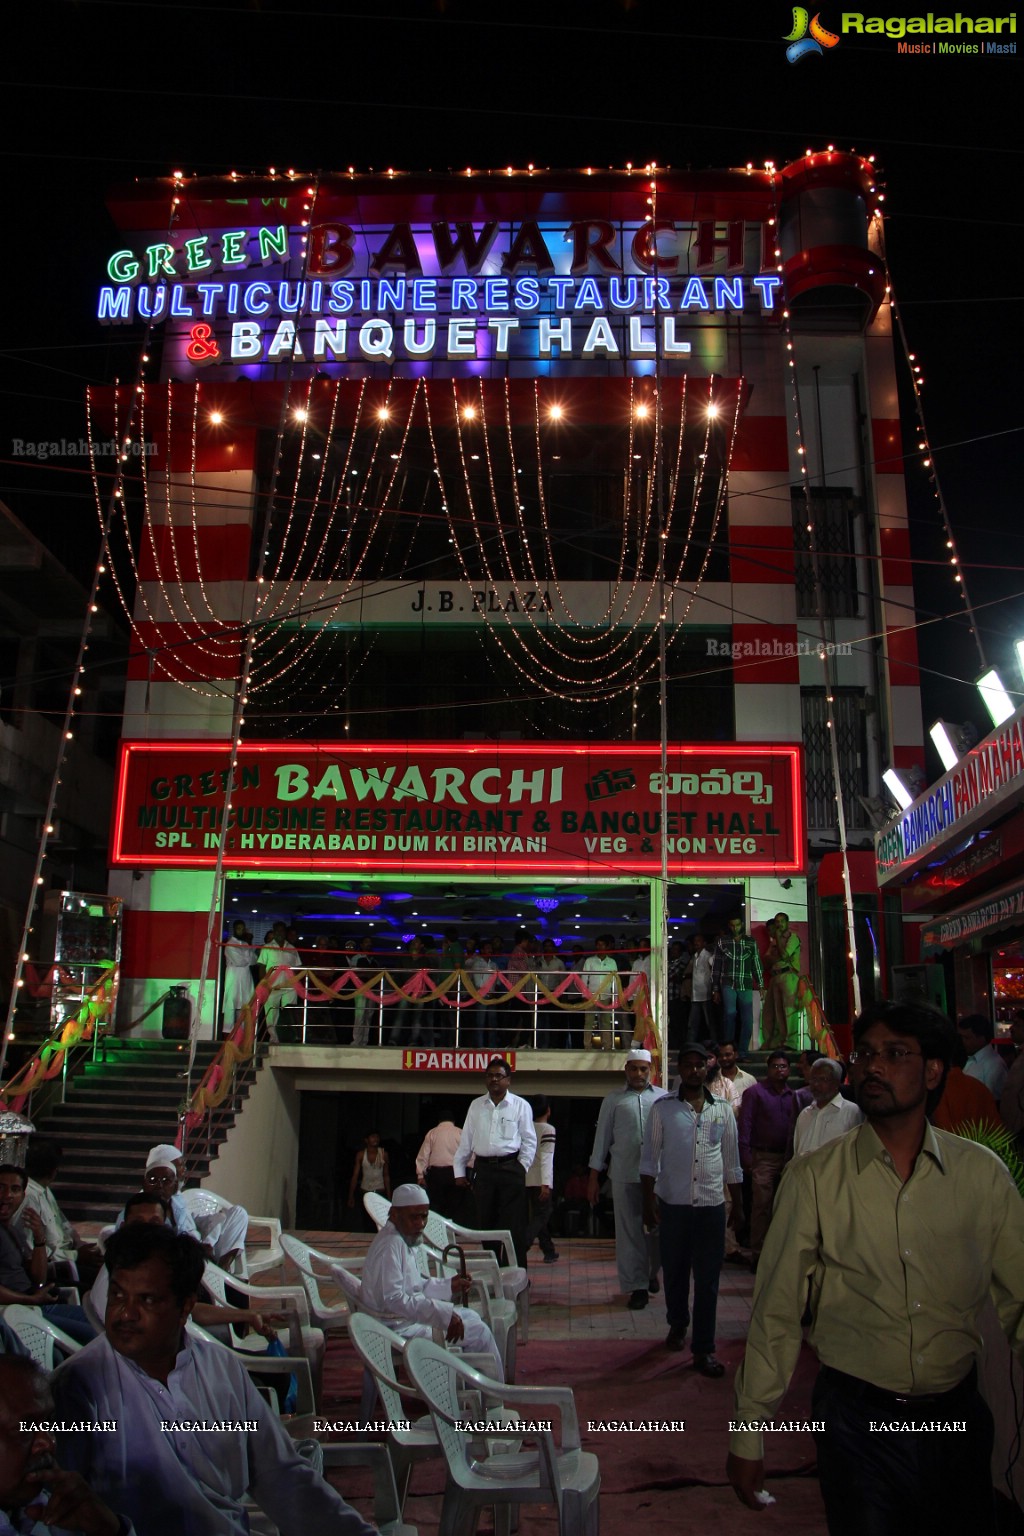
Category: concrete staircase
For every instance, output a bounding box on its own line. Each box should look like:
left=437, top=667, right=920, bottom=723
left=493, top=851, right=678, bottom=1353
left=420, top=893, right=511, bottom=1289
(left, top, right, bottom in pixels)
left=29, top=1038, right=261, bottom=1224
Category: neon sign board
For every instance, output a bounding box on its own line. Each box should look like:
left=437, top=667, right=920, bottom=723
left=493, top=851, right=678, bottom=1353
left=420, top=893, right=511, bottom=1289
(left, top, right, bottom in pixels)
left=876, top=704, right=1024, bottom=886
left=112, top=740, right=804, bottom=875
left=97, top=214, right=782, bottom=378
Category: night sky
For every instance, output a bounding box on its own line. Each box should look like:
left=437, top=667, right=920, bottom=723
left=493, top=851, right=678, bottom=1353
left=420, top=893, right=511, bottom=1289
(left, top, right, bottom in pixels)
left=2, top=0, right=1019, bottom=766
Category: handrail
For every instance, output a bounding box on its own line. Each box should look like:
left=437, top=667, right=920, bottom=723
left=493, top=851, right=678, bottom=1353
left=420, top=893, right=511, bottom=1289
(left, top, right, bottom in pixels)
left=0, top=963, right=120, bottom=1113
left=177, top=961, right=661, bottom=1152
left=795, top=972, right=843, bottom=1060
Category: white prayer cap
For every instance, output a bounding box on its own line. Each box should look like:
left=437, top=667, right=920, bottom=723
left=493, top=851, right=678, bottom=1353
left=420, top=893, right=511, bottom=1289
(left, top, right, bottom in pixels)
left=391, top=1183, right=430, bottom=1208
left=625, top=1048, right=652, bottom=1064
left=146, top=1143, right=183, bottom=1171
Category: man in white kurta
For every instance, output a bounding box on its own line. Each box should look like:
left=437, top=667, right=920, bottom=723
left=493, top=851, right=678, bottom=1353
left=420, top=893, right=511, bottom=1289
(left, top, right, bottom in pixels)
left=588, top=1047, right=668, bottom=1309
left=52, top=1223, right=374, bottom=1536
left=793, top=1057, right=863, bottom=1156
left=221, top=920, right=255, bottom=1033
left=358, top=1183, right=504, bottom=1380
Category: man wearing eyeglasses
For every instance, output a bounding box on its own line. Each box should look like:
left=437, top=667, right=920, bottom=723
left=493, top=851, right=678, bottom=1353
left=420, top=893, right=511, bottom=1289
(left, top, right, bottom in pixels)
left=727, top=1000, right=1024, bottom=1534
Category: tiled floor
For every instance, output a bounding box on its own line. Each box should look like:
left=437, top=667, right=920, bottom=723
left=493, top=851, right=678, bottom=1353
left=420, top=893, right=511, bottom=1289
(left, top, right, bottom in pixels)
left=286, top=1229, right=758, bottom=1343
left=81, top=1222, right=832, bottom=1532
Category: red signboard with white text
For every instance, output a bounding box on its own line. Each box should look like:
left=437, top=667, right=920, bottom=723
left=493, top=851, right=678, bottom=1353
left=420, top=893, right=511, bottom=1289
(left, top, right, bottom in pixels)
left=111, top=740, right=803, bottom=875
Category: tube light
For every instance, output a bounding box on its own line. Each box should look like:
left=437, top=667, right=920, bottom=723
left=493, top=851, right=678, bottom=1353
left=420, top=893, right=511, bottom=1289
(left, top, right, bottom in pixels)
left=882, top=768, right=914, bottom=811
left=977, top=668, right=1016, bottom=728
left=929, top=721, right=960, bottom=773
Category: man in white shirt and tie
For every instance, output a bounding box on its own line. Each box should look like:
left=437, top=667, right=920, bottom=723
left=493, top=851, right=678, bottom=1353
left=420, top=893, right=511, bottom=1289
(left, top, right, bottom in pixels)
left=454, top=1059, right=537, bottom=1266
left=793, top=1057, right=863, bottom=1157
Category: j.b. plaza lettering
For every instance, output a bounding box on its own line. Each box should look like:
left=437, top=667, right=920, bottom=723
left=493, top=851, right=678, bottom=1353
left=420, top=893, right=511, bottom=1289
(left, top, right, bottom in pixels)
left=112, top=742, right=802, bottom=875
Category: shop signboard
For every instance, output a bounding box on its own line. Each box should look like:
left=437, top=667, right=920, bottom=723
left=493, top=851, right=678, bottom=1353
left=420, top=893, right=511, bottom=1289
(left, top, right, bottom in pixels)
left=111, top=739, right=803, bottom=875
left=98, top=176, right=781, bottom=380
left=875, top=704, right=1024, bottom=887
left=401, top=1049, right=515, bottom=1073
left=921, top=877, right=1024, bottom=952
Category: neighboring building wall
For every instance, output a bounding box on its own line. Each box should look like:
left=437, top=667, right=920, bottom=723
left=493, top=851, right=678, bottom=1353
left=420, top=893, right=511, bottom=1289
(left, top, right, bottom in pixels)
left=201, top=1064, right=300, bottom=1226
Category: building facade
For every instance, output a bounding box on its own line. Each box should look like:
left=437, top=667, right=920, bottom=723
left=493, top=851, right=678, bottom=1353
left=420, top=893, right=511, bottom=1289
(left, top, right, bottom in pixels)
left=86, top=154, right=923, bottom=1147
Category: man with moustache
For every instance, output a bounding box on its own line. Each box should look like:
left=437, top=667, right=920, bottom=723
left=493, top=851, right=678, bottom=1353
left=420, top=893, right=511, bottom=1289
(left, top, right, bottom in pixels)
left=454, top=1058, right=536, bottom=1267
left=727, top=1000, right=1024, bottom=1534
left=640, top=1045, right=742, bottom=1375
left=588, top=1047, right=667, bottom=1310
left=358, top=1183, right=504, bottom=1380
left=0, top=1355, right=131, bottom=1535
left=52, top=1224, right=375, bottom=1536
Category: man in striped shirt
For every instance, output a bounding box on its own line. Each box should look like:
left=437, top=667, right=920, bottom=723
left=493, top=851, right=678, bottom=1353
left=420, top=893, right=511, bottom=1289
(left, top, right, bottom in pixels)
left=640, top=1043, right=743, bottom=1376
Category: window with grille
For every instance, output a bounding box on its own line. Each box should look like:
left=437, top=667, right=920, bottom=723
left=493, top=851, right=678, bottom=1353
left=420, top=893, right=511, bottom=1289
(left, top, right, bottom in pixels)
left=801, top=687, right=868, bottom=830
left=791, top=488, right=859, bottom=618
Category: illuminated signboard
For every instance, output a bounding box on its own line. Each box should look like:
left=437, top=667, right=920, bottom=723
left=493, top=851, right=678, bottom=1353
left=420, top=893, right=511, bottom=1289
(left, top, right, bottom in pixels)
left=97, top=195, right=781, bottom=379
left=111, top=740, right=803, bottom=875
left=921, top=876, right=1024, bottom=953
left=401, top=1049, right=516, bottom=1073
left=876, top=704, right=1024, bottom=886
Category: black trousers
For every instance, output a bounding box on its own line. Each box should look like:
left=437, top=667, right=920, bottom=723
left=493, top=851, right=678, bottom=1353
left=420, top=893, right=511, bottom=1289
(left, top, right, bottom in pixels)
left=658, top=1199, right=726, bottom=1354
left=426, top=1165, right=474, bottom=1225
left=526, top=1187, right=556, bottom=1257
left=473, top=1158, right=528, bottom=1267
left=812, top=1365, right=996, bottom=1536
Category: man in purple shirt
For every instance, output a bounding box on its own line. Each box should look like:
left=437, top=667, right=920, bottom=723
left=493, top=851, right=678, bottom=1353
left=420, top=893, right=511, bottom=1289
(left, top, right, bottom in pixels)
left=737, top=1050, right=797, bottom=1271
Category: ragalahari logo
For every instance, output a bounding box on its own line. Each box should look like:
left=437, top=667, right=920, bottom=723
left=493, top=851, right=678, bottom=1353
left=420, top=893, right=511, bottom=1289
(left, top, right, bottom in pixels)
left=783, top=7, right=841, bottom=61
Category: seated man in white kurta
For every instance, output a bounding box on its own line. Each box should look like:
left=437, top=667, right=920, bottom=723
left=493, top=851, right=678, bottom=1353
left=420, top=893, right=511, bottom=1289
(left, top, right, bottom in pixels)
left=356, top=1183, right=504, bottom=1380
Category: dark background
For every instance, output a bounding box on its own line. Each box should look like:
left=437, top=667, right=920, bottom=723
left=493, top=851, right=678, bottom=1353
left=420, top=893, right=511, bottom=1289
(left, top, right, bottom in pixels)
left=1, top=0, right=1020, bottom=767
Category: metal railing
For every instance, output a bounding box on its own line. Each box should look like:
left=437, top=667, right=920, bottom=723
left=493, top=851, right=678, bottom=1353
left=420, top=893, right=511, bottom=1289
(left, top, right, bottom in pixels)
left=0, top=964, right=119, bottom=1118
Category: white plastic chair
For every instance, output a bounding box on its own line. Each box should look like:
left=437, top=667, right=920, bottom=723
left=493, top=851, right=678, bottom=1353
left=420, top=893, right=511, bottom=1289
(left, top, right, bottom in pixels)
left=410, top=1239, right=518, bottom=1383
left=364, top=1190, right=392, bottom=1230
left=179, top=1188, right=249, bottom=1275
left=405, top=1337, right=600, bottom=1536
left=0, top=1306, right=83, bottom=1368
left=185, top=1317, right=317, bottom=1420
left=348, top=1313, right=525, bottom=1521
left=200, top=1261, right=324, bottom=1401
left=280, top=1234, right=352, bottom=1332
left=200, top=1260, right=312, bottom=1332
left=244, top=1216, right=285, bottom=1276
left=439, top=1212, right=530, bottom=1346
left=322, top=1443, right=419, bottom=1536
left=348, top=1313, right=442, bottom=1511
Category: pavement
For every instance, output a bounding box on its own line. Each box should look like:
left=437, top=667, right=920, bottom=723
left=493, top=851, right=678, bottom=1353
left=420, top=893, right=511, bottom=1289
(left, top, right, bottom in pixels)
left=279, top=1229, right=831, bottom=1533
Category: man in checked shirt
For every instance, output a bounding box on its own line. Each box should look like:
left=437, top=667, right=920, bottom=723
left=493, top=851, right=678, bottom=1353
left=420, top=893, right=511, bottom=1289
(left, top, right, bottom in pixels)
left=711, top=914, right=764, bottom=1054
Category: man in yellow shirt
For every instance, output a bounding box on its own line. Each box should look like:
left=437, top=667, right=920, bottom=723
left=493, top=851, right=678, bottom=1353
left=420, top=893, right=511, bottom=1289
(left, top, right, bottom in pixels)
left=727, top=1000, right=1024, bottom=1534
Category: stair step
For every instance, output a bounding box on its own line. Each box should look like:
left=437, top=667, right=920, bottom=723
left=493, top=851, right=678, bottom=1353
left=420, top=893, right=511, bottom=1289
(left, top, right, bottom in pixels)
left=58, top=1160, right=212, bottom=1178
left=31, top=1105, right=179, bottom=1130
left=21, top=1039, right=266, bottom=1225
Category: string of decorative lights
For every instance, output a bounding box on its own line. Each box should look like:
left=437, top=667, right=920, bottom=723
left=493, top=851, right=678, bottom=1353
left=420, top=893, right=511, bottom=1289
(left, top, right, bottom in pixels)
left=426, top=382, right=669, bottom=698
left=881, top=258, right=987, bottom=671
left=2, top=176, right=189, bottom=1072
left=769, top=160, right=863, bottom=1016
